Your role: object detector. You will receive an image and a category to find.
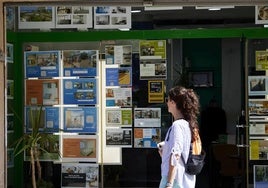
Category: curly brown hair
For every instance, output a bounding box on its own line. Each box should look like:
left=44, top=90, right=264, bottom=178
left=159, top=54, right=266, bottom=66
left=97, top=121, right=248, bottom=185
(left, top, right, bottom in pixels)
left=168, top=86, right=200, bottom=142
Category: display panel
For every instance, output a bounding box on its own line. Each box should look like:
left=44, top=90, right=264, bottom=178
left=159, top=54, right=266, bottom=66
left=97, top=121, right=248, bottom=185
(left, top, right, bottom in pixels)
left=106, top=67, right=132, bottom=86
left=254, top=165, right=268, bottom=188
left=63, top=78, right=97, bottom=105
left=61, top=163, right=98, bottom=188
left=94, top=6, right=131, bottom=29
left=63, top=107, right=98, bottom=133
left=62, top=135, right=98, bottom=162
left=18, top=6, right=55, bottom=29
left=105, top=45, right=132, bottom=65
left=24, top=134, right=60, bottom=161
left=56, top=6, right=93, bottom=29
left=25, top=106, right=60, bottom=133
left=248, top=76, right=268, bottom=96
left=134, top=128, right=161, bottom=148
left=134, top=108, right=161, bottom=127
left=24, top=51, right=60, bottom=78
left=25, top=79, right=60, bottom=105
left=106, top=128, right=132, bottom=147
left=106, top=87, right=132, bottom=107
left=106, top=108, right=132, bottom=127
left=63, top=50, right=98, bottom=77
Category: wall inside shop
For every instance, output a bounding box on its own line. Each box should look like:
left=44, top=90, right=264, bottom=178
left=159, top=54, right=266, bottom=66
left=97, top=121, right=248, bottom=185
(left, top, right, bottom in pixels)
left=222, top=38, right=242, bottom=137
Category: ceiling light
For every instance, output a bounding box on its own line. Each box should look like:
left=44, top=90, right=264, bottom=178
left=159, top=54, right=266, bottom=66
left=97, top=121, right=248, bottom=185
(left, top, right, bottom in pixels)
left=131, top=10, right=141, bottom=13
left=195, top=6, right=235, bottom=10
left=119, top=28, right=130, bottom=31
left=144, top=6, right=183, bottom=11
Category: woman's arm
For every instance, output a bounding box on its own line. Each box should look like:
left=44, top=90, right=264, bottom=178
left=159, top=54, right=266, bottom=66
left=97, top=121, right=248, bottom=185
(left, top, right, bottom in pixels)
left=166, top=153, right=179, bottom=187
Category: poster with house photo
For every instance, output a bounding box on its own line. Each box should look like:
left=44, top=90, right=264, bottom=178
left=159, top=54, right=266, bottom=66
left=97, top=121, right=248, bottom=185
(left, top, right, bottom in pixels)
left=63, top=107, right=98, bottom=133
left=256, top=50, right=268, bottom=70
left=25, top=106, right=60, bottom=133
left=106, top=108, right=132, bottom=127
left=56, top=6, right=93, bottom=29
left=6, top=43, right=13, bottom=63
left=61, top=163, right=98, bottom=188
left=254, top=165, right=268, bottom=188
left=18, top=6, right=55, bottom=29
left=105, top=45, right=132, bottom=64
left=24, top=134, right=60, bottom=161
left=106, top=87, right=132, bottom=107
left=63, top=78, right=97, bottom=105
left=25, top=79, right=59, bottom=105
left=106, top=128, right=132, bottom=147
left=63, top=50, right=98, bottom=77
left=106, top=67, right=132, bottom=86
left=250, top=139, right=268, bottom=160
left=94, top=6, right=131, bottom=29
left=24, top=51, right=60, bottom=78
left=248, top=76, right=268, bottom=96
left=62, top=135, right=98, bottom=162
left=255, top=6, right=268, bottom=24
left=134, top=108, right=161, bottom=127
left=249, top=99, right=268, bottom=121
left=134, top=128, right=161, bottom=148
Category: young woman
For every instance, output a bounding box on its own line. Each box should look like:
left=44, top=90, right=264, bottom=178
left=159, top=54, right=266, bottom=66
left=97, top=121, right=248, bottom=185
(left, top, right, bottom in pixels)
left=158, top=86, right=200, bottom=188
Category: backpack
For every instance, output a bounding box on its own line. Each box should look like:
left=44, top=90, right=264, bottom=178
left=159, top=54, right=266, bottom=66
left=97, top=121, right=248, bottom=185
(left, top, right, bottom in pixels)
left=181, top=128, right=206, bottom=175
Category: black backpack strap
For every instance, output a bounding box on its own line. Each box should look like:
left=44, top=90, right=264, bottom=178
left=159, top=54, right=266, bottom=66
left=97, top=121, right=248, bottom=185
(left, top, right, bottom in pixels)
left=181, top=144, right=192, bottom=165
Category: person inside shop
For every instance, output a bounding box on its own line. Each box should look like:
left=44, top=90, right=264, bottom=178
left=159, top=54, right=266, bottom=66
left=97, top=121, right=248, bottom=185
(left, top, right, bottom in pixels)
left=200, top=98, right=227, bottom=150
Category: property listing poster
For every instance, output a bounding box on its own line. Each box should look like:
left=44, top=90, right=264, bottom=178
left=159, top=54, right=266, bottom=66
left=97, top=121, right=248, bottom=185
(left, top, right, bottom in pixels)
left=255, top=6, right=268, bottom=24
left=7, top=148, right=14, bottom=168
left=7, top=114, right=14, bottom=132
left=25, top=106, right=60, bottom=133
left=254, top=165, right=268, bottom=188
left=61, top=163, right=98, bottom=188
left=256, top=50, right=268, bottom=71
left=64, top=107, right=98, bottom=133
left=24, top=51, right=60, bottom=78
left=18, top=6, right=55, bottom=29
left=148, top=80, right=164, bottom=103
left=94, top=6, right=131, bottom=29
left=250, top=139, right=268, bottom=160
left=6, top=43, right=14, bottom=63
left=62, top=135, right=98, bottom=162
left=105, top=45, right=132, bottom=64
left=248, top=76, right=268, bottom=96
left=7, top=80, right=14, bottom=99
left=249, top=99, right=268, bottom=122
left=106, top=128, right=132, bottom=147
left=24, top=134, right=60, bottom=161
left=63, top=78, right=97, bottom=105
left=6, top=7, right=15, bottom=31
left=25, top=79, right=59, bottom=105
left=56, top=6, right=93, bottom=29
left=139, top=59, right=167, bottom=80
left=106, top=108, right=132, bottom=127
left=250, top=123, right=268, bottom=135
left=106, top=67, right=132, bottom=86
left=139, top=40, right=166, bottom=60
left=134, top=108, right=161, bottom=127
left=139, top=40, right=167, bottom=80
left=63, top=50, right=98, bottom=77
left=106, top=87, right=132, bottom=107
left=134, top=128, right=161, bottom=148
